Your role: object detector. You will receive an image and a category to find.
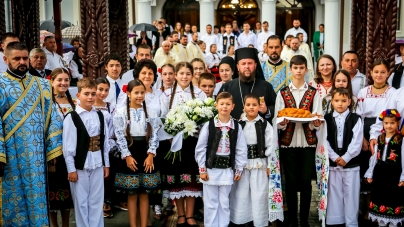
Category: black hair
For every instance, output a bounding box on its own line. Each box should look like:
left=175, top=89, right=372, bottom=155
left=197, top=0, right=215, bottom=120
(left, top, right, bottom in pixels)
left=133, top=59, right=158, bottom=84
left=342, top=50, right=359, bottom=59
left=44, top=36, right=55, bottom=43
left=243, top=93, right=260, bottom=105
left=331, top=88, right=352, bottom=99
left=290, top=55, right=307, bottom=67
left=266, top=35, right=282, bottom=46
left=95, top=77, right=110, bottom=87
left=70, top=38, right=80, bottom=46
left=125, top=79, right=152, bottom=146
left=104, top=53, right=122, bottom=66
left=5, top=42, right=28, bottom=55
left=1, top=32, right=18, bottom=43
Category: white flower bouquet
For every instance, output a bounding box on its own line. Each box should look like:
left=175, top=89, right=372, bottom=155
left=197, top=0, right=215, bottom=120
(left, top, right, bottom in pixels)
left=162, top=97, right=217, bottom=161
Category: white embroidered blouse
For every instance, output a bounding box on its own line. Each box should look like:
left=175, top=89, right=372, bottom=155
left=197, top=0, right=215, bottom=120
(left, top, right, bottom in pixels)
left=356, top=85, right=396, bottom=120
left=113, top=106, right=160, bottom=159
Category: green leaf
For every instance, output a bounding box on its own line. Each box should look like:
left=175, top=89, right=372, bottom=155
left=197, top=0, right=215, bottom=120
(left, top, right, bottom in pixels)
left=161, top=118, right=166, bottom=124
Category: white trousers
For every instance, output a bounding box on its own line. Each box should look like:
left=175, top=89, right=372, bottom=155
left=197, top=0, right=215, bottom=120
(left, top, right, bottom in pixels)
left=203, top=184, right=232, bottom=227
left=326, top=167, right=360, bottom=227
left=229, top=168, right=269, bottom=227
left=70, top=167, right=104, bottom=227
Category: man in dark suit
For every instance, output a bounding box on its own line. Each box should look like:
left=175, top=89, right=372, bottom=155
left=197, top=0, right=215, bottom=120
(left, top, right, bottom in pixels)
left=29, top=48, right=52, bottom=78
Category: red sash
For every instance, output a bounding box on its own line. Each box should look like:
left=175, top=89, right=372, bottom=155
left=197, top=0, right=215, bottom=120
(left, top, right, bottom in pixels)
left=279, top=85, right=318, bottom=146
left=210, top=67, right=220, bottom=83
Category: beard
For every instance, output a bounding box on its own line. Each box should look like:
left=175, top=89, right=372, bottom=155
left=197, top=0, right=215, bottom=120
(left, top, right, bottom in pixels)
left=9, top=64, right=28, bottom=76
left=294, top=25, right=299, bottom=29
left=269, top=53, right=280, bottom=61
left=239, top=69, right=256, bottom=83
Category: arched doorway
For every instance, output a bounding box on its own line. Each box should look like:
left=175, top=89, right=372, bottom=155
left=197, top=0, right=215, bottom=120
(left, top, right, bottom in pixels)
left=276, top=0, right=315, bottom=43
left=216, top=0, right=260, bottom=28
left=163, top=0, right=200, bottom=30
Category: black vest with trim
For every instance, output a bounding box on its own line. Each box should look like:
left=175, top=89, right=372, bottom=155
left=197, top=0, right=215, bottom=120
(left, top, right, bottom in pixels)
left=69, top=110, right=105, bottom=170
left=206, top=118, right=239, bottom=169
left=377, top=133, right=402, bottom=167
left=239, top=118, right=267, bottom=158
left=392, top=63, right=404, bottom=89
left=222, top=35, right=235, bottom=54
left=325, top=112, right=361, bottom=168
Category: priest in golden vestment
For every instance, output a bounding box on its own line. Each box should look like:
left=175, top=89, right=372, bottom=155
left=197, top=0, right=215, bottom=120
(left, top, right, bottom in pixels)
left=154, top=40, right=182, bottom=68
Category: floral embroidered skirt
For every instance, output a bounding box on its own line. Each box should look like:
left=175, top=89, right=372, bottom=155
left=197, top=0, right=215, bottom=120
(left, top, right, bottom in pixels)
left=114, top=138, right=161, bottom=195
left=48, top=155, right=74, bottom=212
left=369, top=163, right=404, bottom=225
left=160, top=136, right=203, bottom=199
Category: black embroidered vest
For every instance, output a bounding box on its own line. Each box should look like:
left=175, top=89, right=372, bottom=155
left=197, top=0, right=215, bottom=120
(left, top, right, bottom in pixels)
left=239, top=119, right=267, bottom=158
left=377, top=133, right=402, bottom=167
left=279, top=86, right=317, bottom=146
left=70, top=110, right=105, bottom=170
left=392, top=63, right=403, bottom=89
left=222, top=35, right=235, bottom=54
left=206, top=118, right=239, bottom=169
left=325, top=112, right=361, bottom=168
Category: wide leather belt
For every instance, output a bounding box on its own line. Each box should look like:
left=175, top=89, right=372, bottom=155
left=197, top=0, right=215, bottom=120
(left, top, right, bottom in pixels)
left=89, top=135, right=101, bottom=152
left=212, top=155, right=230, bottom=169
left=247, top=144, right=259, bottom=159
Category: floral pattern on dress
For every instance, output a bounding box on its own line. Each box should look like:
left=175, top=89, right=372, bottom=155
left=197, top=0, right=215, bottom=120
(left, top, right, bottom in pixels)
left=314, top=133, right=329, bottom=226
left=180, top=174, right=192, bottom=183
left=370, top=202, right=404, bottom=215
left=387, top=149, right=398, bottom=162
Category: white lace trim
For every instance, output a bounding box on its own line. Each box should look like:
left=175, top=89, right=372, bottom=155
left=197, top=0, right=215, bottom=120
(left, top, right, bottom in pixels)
left=317, top=209, right=326, bottom=227
left=268, top=211, right=284, bottom=222
left=244, top=158, right=268, bottom=170
left=162, top=190, right=203, bottom=199
left=368, top=212, right=404, bottom=226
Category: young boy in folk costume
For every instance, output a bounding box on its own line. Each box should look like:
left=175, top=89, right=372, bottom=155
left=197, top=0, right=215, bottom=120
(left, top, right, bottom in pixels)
left=195, top=92, right=247, bottom=227
left=275, top=55, right=323, bottom=227
left=198, top=73, right=216, bottom=99
left=365, top=109, right=404, bottom=227
left=63, top=78, right=110, bottom=227
left=230, top=94, right=273, bottom=227
left=325, top=88, right=363, bottom=227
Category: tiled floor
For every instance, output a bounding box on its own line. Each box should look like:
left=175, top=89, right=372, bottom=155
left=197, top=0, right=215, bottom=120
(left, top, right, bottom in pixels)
left=60, top=181, right=322, bottom=227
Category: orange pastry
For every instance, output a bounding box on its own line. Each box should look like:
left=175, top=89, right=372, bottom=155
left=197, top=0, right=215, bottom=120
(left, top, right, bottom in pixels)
left=277, top=108, right=313, bottom=118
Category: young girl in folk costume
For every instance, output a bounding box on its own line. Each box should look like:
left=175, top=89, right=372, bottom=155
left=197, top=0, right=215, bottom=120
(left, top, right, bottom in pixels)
left=206, top=44, right=222, bottom=82
left=160, top=63, right=176, bottom=92
left=49, top=68, right=75, bottom=227
left=227, top=45, right=235, bottom=59
left=323, top=69, right=358, bottom=114
left=93, top=77, right=118, bottom=218
left=366, top=109, right=404, bottom=227
left=214, top=56, right=235, bottom=96
left=309, top=54, right=337, bottom=99
left=357, top=60, right=396, bottom=218
left=191, top=58, right=207, bottom=88
left=113, top=79, right=161, bottom=227
left=230, top=94, right=273, bottom=227
left=160, top=62, right=207, bottom=226
left=195, top=92, right=247, bottom=227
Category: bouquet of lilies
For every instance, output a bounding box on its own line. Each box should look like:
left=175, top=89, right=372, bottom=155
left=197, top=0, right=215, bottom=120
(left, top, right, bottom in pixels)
left=162, top=97, right=217, bottom=161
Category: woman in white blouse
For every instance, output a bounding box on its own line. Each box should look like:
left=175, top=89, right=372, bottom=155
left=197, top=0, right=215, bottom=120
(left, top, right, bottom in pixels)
left=309, top=54, right=337, bottom=99
left=356, top=59, right=396, bottom=218
left=69, top=47, right=83, bottom=83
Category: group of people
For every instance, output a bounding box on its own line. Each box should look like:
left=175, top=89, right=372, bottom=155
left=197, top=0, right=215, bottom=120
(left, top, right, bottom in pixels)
left=0, top=17, right=403, bottom=227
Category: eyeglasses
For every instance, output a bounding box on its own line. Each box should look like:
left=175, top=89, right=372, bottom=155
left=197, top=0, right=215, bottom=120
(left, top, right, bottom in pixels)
left=32, top=55, right=46, bottom=60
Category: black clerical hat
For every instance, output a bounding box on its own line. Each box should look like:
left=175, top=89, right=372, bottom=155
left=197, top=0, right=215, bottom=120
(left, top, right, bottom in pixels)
left=219, top=56, right=235, bottom=72
left=233, top=47, right=265, bottom=80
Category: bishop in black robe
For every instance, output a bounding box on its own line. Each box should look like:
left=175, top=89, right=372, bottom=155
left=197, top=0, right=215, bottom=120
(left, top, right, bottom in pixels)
left=219, top=48, right=276, bottom=122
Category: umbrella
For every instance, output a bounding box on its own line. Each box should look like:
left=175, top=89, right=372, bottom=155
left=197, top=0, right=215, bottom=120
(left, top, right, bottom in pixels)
left=40, top=30, right=54, bottom=44
left=129, top=23, right=158, bottom=32
left=62, top=26, right=81, bottom=39
left=40, top=19, right=73, bottom=33
left=62, top=43, right=74, bottom=54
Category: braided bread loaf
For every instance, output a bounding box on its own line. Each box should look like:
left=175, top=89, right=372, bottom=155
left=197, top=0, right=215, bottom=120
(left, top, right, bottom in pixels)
left=277, top=108, right=313, bottom=118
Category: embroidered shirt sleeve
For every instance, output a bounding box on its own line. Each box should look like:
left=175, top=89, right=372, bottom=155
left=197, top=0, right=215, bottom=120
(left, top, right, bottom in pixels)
left=113, top=109, right=131, bottom=159
left=147, top=116, right=160, bottom=155
left=195, top=123, right=209, bottom=173
left=103, top=117, right=110, bottom=167
left=62, top=114, right=77, bottom=173
left=235, top=122, right=248, bottom=176
left=364, top=144, right=378, bottom=179
left=274, top=93, right=286, bottom=129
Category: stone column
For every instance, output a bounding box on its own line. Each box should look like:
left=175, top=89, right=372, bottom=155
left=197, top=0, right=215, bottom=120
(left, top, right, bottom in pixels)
left=197, top=0, right=215, bottom=36
left=136, top=0, right=152, bottom=24
left=261, top=0, right=276, bottom=33
left=324, top=0, right=340, bottom=63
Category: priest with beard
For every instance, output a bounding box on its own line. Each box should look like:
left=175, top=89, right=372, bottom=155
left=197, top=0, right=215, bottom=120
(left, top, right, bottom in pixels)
left=219, top=47, right=276, bottom=122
